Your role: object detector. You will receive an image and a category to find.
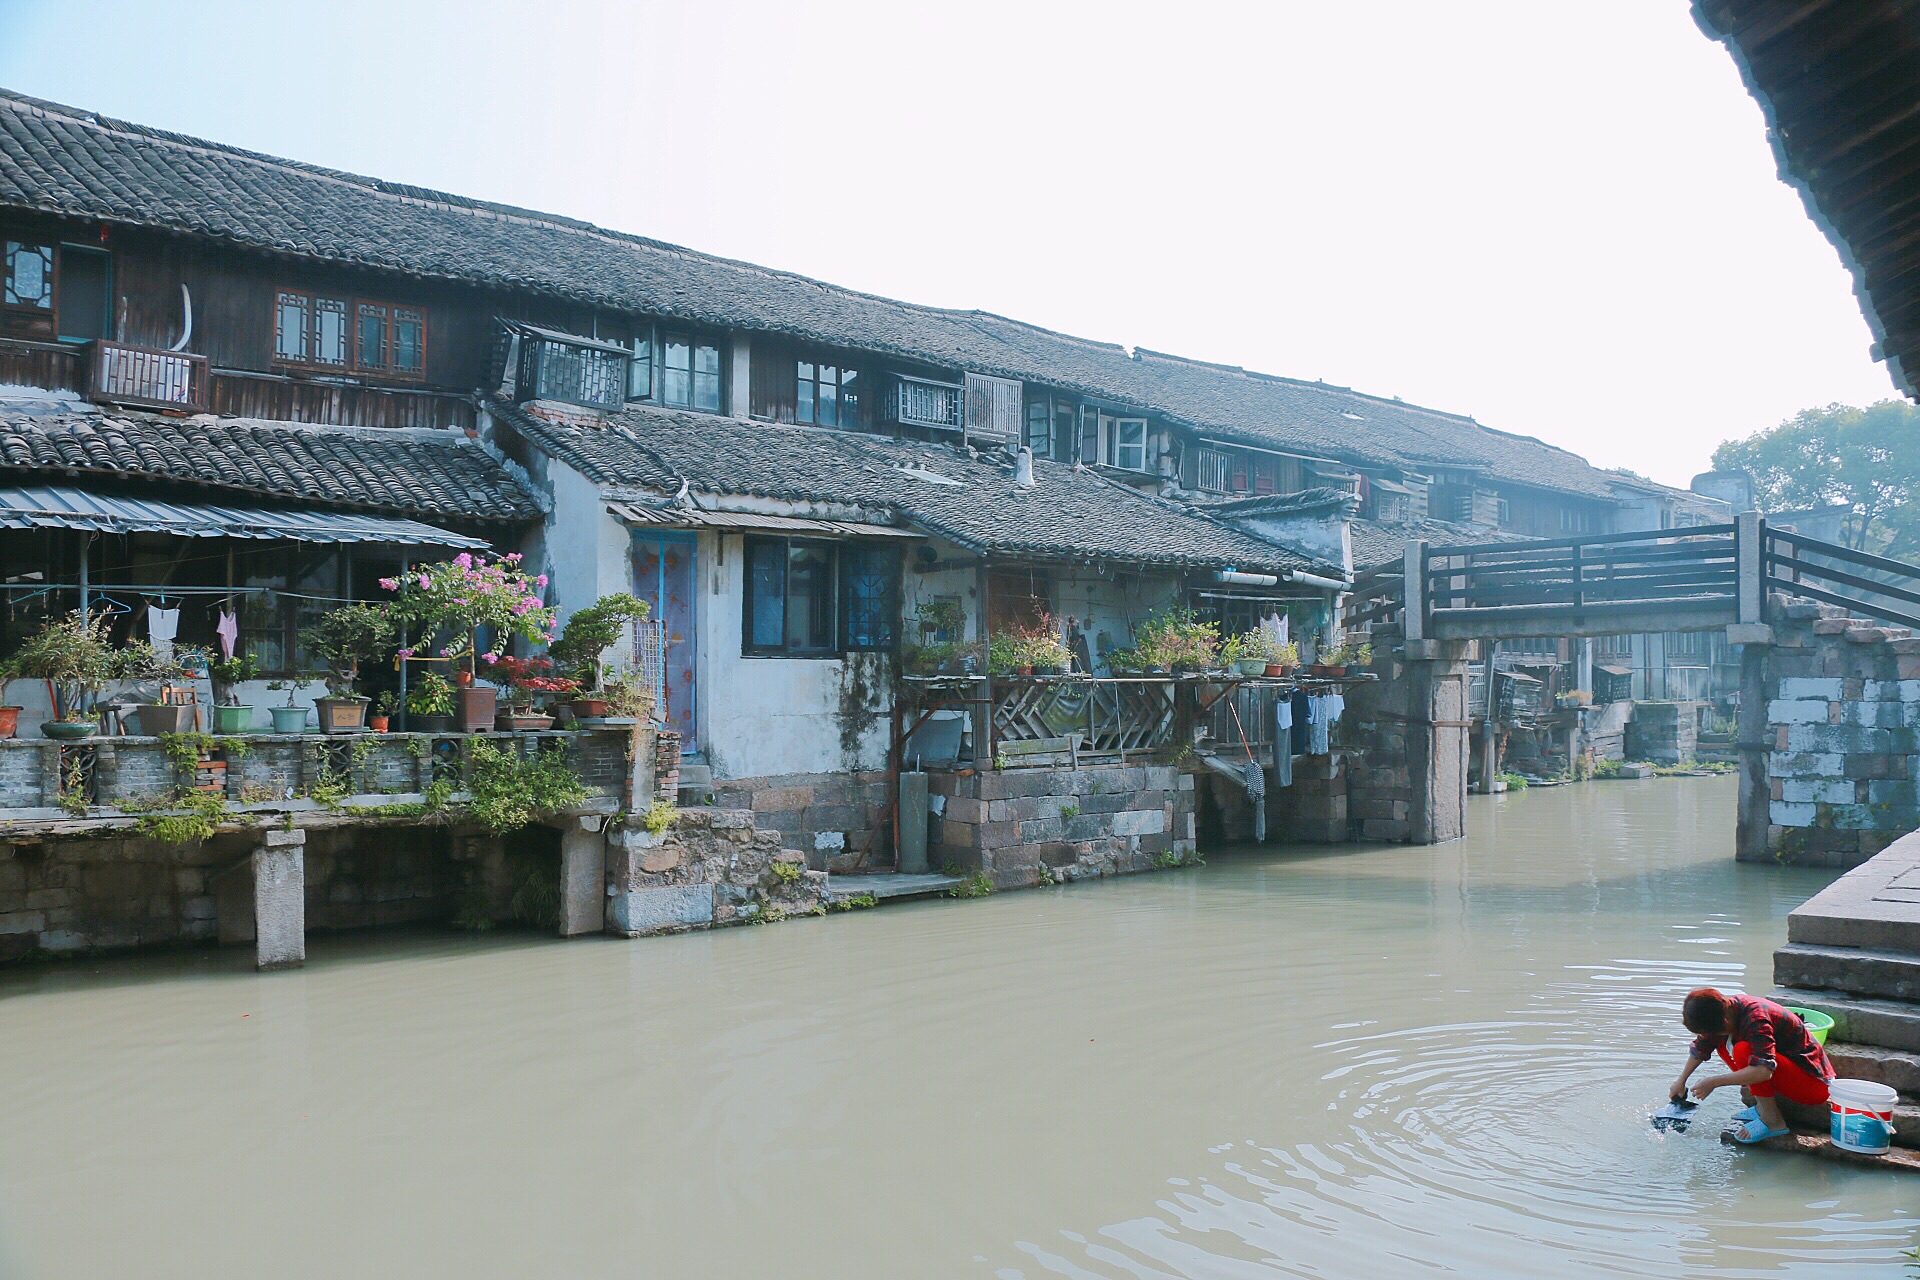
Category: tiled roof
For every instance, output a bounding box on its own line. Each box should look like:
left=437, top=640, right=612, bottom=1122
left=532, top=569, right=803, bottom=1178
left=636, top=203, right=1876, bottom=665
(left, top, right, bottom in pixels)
left=496, top=401, right=1330, bottom=574
left=0, top=407, right=539, bottom=521
left=1348, top=516, right=1532, bottom=570
left=0, top=88, right=1622, bottom=500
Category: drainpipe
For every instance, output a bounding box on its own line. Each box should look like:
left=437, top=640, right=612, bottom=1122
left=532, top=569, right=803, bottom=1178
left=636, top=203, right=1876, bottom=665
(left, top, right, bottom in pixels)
left=1286, top=568, right=1351, bottom=593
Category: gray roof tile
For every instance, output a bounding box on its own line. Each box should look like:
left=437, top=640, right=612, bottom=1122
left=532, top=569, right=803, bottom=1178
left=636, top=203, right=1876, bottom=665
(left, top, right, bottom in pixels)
left=0, top=89, right=1619, bottom=500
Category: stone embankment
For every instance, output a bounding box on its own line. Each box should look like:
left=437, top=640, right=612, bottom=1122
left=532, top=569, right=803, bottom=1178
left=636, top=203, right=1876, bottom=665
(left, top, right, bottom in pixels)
left=1772, top=829, right=1920, bottom=1148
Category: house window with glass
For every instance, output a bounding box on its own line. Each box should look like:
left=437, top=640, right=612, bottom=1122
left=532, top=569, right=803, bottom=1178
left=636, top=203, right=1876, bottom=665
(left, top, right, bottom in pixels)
left=661, top=333, right=723, bottom=412
left=3, top=241, right=54, bottom=312
left=743, top=538, right=899, bottom=656
left=275, top=290, right=425, bottom=378
left=1078, top=408, right=1150, bottom=472
left=797, top=360, right=859, bottom=427
left=628, top=334, right=652, bottom=399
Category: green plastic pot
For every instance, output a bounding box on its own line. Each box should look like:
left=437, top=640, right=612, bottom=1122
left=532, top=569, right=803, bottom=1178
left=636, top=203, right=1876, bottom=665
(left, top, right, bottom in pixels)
left=212, top=704, right=255, bottom=734
left=269, top=705, right=309, bottom=734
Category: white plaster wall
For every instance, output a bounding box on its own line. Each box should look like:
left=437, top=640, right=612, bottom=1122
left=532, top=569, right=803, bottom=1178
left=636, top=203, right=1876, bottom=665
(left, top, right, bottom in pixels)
left=697, top=531, right=892, bottom=780
left=545, top=460, right=632, bottom=624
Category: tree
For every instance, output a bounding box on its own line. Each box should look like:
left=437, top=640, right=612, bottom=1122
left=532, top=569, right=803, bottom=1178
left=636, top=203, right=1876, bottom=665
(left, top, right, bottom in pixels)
left=1712, top=400, right=1920, bottom=553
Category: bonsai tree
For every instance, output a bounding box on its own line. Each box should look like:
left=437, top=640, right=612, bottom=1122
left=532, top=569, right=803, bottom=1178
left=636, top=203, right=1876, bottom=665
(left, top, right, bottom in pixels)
left=0, top=610, right=149, bottom=722
left=548, top=592, right=649, bottom=693
left=207, top=652, right=261, bottom=706
left=491, top=655, right=579, bottom=711
left=381, top=553, right=556, bottom=679
left=301, top=604, right=395, bottom=698
left=373, top=690, right=399, bottom=718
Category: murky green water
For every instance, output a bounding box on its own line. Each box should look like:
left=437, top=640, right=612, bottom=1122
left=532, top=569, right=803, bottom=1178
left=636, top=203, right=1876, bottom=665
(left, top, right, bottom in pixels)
left=1, top=776, right=1914, bottom=1278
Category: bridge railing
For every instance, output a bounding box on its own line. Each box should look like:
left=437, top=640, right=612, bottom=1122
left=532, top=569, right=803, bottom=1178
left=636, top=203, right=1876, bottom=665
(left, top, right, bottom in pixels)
left=1421, top=524, right=1740, bottom=625
left=1765, top=527, right=1920, bottom=631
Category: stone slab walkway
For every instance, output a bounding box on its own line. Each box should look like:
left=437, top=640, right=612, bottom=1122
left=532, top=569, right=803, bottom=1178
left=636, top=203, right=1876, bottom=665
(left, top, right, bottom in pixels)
left=826, top=873, right=962, bottom=903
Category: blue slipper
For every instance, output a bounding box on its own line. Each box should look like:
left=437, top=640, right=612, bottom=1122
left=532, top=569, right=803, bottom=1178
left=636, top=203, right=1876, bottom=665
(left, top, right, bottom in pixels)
left=1732, top=1118, right=1788, bottom=1144
left=1732, top=1105, right=1759, bottom=1124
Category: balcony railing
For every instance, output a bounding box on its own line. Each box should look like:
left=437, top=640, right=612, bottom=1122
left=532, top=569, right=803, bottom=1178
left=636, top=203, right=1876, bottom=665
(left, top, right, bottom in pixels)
left=0, top=729, right=631, bottom=828
left=893, top=375, right=964, bottom=430
left=88, top=339, right=210, bottom=412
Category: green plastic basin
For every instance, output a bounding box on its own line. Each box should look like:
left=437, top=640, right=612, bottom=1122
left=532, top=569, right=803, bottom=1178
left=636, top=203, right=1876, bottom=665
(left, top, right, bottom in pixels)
left=1785, top=1006, right=1834, bottom=1045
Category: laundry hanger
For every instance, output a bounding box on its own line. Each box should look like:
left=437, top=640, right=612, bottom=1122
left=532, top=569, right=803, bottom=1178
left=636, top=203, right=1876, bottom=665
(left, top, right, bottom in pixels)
left=92, top=594, right=133, bottom=616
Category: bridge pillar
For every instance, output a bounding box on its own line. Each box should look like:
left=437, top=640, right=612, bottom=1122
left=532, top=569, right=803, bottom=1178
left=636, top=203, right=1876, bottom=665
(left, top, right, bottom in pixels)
left=1403, top=638, right=1474, bottom=845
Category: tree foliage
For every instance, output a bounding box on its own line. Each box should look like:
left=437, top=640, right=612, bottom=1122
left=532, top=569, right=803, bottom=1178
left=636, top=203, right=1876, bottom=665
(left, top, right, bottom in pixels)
left=1712, top=400, right=1920, bottom=553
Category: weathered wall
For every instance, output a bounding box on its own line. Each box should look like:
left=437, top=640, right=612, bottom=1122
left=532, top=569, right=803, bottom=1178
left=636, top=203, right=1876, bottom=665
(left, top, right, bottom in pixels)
left=1740, top=600, right=1920, bottom=867
left=711, top=769, right=891, bottom=871
left=698, top=529, right=893, bottom=779
left=604, top=806, right=827, bottom=934
left=1626, top=701, right=1700, bottom=766
left=1342, top=637, right=1471, bottom=843
left=928, top=762, right=1197, bottom=888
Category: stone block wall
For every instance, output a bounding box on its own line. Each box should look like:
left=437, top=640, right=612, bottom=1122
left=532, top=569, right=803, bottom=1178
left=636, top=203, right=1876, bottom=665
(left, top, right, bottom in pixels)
left=1741, top=599, right=1920, bottom=867
left=710, top=769, right=891, bottom=872
left=604, top=807, right=826, bottom=934
left=1626, top=701, right=1700, bottom=765
left=926, top=763, right=1197, bottom=889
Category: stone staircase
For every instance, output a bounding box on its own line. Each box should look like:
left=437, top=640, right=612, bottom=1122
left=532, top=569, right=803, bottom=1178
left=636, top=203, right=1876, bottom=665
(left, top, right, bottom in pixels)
left=676, top=757, right=714, bottom=807
left=1771, top=835, right=1920, bottom=1146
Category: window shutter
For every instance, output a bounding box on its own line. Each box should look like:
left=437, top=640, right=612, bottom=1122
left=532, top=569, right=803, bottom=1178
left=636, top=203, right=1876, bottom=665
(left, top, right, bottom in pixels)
left=964, top=373, right=1021, bottom=447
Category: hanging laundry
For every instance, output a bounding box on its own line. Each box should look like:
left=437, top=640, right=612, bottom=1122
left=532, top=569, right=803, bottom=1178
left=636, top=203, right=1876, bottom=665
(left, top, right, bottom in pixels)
left=215, top=609, right=239, bottom=661
left=1291, top=689, right=1311, bottom=756
left=147, top=604, right=180, bottom=663
left=1274, top=695, right=1293, bottom=788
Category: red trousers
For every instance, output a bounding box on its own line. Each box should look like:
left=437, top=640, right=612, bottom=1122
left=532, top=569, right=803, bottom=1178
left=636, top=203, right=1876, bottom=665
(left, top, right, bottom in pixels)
left=1718, top=1042, right=1830, bottom=1105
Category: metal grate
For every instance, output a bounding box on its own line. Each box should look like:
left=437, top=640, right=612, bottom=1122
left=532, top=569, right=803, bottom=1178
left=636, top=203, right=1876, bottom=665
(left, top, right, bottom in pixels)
left=633, top=618, right=667, bottom=723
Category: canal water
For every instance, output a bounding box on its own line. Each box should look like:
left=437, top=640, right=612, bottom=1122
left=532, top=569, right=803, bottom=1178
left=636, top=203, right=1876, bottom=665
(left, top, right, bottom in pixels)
left=1, top=776, right=1915, bottom=1278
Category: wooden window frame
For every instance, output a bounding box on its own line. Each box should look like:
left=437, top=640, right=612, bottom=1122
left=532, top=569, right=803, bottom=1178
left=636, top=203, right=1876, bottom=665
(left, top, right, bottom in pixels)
left=658, top=330, right=725, bottom=413
left=742, top=536, right=898, bottom=657
left=273, top=287, right=429, bottom=381
left=3, top=240, right=57, bottom=316
left=797, top=357, right=860, bottom=428
left=1197, top=447, right=1231, bottom=493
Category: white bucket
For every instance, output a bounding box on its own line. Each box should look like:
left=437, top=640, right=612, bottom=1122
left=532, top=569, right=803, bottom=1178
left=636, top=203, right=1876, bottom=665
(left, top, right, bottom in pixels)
left=1829, top=1078, right=1899, bottom=1155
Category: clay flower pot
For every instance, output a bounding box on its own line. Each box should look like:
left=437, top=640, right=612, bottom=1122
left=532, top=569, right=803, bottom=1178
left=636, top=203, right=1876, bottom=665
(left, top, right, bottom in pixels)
left=0, top=706, right=20, bottom=739
left=369, top=715, right=390, bottom=733
left=454, top=669, right=475, bottom=688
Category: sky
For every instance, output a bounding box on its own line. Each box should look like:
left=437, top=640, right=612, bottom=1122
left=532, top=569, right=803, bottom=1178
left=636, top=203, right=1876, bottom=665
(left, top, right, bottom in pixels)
left=0, top=0, right=1898, bottom=488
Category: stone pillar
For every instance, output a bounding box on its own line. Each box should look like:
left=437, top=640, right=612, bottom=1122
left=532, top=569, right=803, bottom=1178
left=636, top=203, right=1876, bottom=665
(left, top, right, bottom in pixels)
left=558, top=816, right=606, bottom=938
left=1404, top=639, right=1473, bottom=845
left=253, top=828, right=306, bottom=971
left=1735, top=639, right=1772, bottom=860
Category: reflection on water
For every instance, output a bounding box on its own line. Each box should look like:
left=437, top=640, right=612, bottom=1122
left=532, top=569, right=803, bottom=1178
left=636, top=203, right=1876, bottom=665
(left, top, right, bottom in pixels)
left=1, top=777, right=1915, bottom=1278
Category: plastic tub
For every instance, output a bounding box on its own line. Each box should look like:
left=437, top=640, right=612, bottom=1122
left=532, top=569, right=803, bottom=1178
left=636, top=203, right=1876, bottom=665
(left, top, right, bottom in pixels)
left=1829, top=1077, right=1899, bottom=1154
left=1785, top=1006, right=1834, bottom=1045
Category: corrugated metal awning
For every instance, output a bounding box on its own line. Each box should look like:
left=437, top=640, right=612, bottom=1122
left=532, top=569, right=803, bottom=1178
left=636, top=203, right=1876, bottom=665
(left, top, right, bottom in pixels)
left=605, top=502, right=921, bottom=539
left=0, top=485, right=489, bottom=547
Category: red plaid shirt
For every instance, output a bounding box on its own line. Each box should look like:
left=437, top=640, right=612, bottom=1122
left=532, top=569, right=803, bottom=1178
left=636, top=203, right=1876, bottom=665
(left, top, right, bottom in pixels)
left=1691, top=994, right=1833, bottom=1080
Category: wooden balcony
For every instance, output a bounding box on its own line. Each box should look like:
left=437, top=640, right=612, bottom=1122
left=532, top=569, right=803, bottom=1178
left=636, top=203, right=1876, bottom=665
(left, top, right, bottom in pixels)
left=88, top=339, right=210, bottom=412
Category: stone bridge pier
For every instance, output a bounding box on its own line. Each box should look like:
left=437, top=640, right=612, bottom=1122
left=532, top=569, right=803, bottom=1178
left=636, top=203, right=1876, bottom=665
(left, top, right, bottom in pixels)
left=1737, top=598, right=1920, bottom=867
left=1345, top=635, right=1475, bottom=847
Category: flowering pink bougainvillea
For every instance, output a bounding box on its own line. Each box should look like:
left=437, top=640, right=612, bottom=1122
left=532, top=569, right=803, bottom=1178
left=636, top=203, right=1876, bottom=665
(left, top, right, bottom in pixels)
left=381, top=553, right=557, bottom=676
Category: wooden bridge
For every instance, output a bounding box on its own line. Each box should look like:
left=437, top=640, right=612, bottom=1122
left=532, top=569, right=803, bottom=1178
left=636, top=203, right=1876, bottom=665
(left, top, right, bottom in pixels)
left=1345, top=511, right=1920, bottom=643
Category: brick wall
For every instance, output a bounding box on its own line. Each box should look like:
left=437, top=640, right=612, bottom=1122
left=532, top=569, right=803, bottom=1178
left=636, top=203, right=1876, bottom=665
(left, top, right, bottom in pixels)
left=1626, top=701, right=1700, bottom=766
left=927, top=763, right=1198, bottom=889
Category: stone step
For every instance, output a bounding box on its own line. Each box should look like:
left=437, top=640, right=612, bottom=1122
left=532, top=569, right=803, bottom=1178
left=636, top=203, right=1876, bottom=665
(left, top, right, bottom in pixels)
left=1770, top=987, right=1920, bottom=1053
left=1789, top=899, right=1920, bottom=957
left=1828, top=1043, right=1920, bottom=1096
left=1776, top=943, right=1920, bottom=1002
left=677, top=763, right=713, bottom=787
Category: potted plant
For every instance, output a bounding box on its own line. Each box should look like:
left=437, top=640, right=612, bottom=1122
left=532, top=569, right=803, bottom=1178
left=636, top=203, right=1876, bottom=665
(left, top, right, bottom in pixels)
left=602, top=671, right=653, bottom=722
left=0, top=611, right=141, bottom=740
left=370, top=690, right=397, bottom=733
left=1264, top=638, right=1300, bottom=678
left=383, top=553, right=558, bottom=732
left=1016, top=616, right=1072, bottom=676
left=405, top=672, right=457, bottom=733
left=491, top=655, right=577, bottom=730
left=547, top=592, right=648, bottom=718
left=1222, top=631, right=1270, bottom=678
left=1104, top=646, right=1142, bottom=676
left=264, top=678, right=310, bottom=733
left=1136, top=608, right=1220, bottom=676
left=986, top=630, right=1023, bottom=677
left=302, top=604, right=394, bottom=734
left=207, top=651, right=260, bottom=733
left=119, top=642, right=199, bottom=736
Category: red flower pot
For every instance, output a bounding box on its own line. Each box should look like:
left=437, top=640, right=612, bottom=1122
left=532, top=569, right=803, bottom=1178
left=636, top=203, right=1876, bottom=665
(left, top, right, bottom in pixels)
left=0, top=706, right=18, bottom=739
left=454, top=669, right=474, bottom=688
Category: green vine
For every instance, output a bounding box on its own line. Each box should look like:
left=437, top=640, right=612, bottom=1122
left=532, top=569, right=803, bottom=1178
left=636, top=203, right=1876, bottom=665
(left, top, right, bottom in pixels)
left=769, top=859, right=804, bottom=884
left=55, top=752, right=89, bottom=817
left=464, top=740, right=587, bottom=834
left=158, top=731, right=247, bottom=774
left=134, top=789, right=232, bottom=844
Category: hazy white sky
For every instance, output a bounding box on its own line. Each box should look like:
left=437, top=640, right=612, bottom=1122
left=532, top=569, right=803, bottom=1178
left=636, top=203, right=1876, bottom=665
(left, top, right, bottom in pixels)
left=0, top=0, right=1898, bottom=486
